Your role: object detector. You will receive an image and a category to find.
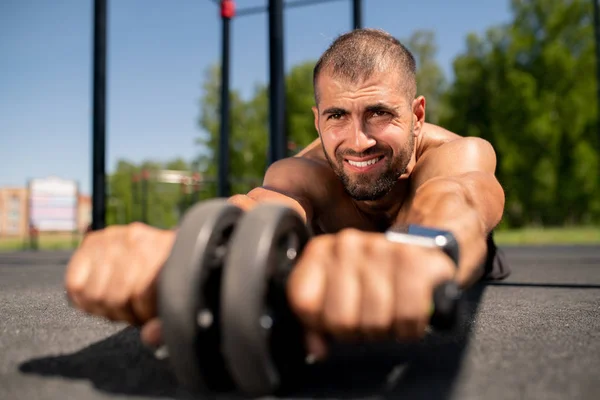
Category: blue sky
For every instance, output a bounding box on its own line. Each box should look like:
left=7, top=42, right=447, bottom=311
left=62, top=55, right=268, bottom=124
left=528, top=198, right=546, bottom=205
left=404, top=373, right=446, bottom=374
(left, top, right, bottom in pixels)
left=0, top=0, right=513, bottom=196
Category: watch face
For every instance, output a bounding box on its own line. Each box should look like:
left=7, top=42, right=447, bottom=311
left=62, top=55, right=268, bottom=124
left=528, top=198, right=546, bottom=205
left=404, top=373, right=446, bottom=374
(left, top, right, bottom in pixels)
left=387, top=224, right=410, bottom=234
left=385, top=225, right=459, bottom=266
left=407, top=224, right=451, bottom=239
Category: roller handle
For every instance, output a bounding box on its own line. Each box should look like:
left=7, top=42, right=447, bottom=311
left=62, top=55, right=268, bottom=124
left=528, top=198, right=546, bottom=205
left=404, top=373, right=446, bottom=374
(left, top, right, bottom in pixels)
left=430, top=280, right=462, bottom=331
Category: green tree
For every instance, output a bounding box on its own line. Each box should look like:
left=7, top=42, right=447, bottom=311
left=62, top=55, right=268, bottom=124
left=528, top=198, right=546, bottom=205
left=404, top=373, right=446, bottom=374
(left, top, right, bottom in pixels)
left=285, top=60, right=320, bottom=151
left=441, top=0, right=598, bottom=227
left=404, top=30, right=447, bottom=124
left=106, top=158, right=193, bottom=228
left=195, top=61, right=320, bottom=194
left=196, top=64, right=269, bottom=196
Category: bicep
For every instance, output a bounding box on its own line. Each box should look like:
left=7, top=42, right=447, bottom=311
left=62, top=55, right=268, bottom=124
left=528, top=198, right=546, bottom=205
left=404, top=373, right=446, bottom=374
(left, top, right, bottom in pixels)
left=414, top=137, right=505, bottom=230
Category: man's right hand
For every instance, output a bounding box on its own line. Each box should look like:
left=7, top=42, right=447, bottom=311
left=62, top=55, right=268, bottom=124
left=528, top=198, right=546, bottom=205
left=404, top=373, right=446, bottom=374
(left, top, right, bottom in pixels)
left=65, top=222, right=176, bottom=346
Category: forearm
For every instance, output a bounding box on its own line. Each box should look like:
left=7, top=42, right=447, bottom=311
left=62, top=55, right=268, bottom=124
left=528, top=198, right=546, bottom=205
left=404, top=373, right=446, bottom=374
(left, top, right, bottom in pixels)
left=405, top=174, right=503, bottom=288
left=227, top=188, right=311, bottom=223
left=227, top=192, right=258, bottom=211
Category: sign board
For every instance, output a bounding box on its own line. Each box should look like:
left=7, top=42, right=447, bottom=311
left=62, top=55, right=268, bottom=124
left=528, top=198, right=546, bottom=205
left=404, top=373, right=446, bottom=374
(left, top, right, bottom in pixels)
left=156, top=170, right=199, bottom=184
left=29, top=176, right=78, bottom=232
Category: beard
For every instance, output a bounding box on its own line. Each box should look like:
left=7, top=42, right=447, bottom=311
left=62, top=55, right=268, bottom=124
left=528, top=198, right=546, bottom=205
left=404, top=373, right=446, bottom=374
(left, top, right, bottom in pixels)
left=321, top=131, right=415, bottom=201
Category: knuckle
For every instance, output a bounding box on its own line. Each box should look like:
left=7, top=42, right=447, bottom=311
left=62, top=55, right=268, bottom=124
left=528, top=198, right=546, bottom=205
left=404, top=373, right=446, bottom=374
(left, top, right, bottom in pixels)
left=288, top=283, right=312, bottom=313
left=291, top=297, right=318, bottom=321
left=325, top=311, right=355, bottom=335
left=371, top=236, right=392, bottom=256
left=337, top=228, right=362, bottom=246
left=302, top=235, right=328, bottom=256
left=128, top=221, right=148, bottom=237
left=105, top=293, right=128, bottom=310
left=65, top=275, right=84, bottom=296
left=85, top=289, right=105, bottom=305
left=394, top=312, right=426, bottom=339
left=128, top=221, right=145, bottom=231
left=364, top=313, right=392, bottom=332
left=130, top=288, right=146, bottom=304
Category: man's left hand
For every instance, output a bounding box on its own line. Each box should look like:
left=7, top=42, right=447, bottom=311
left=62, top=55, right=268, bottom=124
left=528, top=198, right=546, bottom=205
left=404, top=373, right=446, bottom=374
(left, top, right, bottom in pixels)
left=287, top=228, right=456, bottom=360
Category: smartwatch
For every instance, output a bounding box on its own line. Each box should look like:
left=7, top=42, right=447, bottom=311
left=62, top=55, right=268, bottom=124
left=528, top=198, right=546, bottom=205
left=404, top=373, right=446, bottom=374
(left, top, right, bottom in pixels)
left=384, top=224, right=460, bottom=268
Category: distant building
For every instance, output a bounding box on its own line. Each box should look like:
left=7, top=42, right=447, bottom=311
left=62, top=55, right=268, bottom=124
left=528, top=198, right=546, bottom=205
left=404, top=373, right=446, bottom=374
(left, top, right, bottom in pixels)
left=0, top=187, right=29, bottom=237
left=77, top=194, right=92, bottom=233
left=0, top=185, right=91, bottom=238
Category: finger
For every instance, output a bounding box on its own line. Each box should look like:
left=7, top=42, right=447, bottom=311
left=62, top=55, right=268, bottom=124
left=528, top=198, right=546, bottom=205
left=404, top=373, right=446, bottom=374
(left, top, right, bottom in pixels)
left=80, top=251, right=116, bottom=317
left=359, top=239, right=394, bottom=340
left=131, top=270, right=159, bottom=324
left=102, top=256, right=140, bottom=325
left=140, top=318, right=163, bottom=348
left=64, top=249, right=94, bottom=309
left=323, top=230, right=362, bottom=341
left=304, top=330, right=329, bottom=363
left=130, top=230, right=175, bottom=324
left=393, top=250, right=430, bottom=342
left=287, top=238, right=329, bottom=331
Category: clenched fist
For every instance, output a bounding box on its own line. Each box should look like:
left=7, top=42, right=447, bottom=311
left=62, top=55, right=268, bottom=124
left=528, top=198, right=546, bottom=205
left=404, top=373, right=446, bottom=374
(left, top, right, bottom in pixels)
left=65, top=222, right=175, bottom=344
left=287, top=228, right=456, bottom=359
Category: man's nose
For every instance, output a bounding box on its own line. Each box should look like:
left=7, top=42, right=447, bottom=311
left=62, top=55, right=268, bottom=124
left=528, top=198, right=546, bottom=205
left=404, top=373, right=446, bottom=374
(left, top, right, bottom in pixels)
left=347, top=120, right=376, bottom=153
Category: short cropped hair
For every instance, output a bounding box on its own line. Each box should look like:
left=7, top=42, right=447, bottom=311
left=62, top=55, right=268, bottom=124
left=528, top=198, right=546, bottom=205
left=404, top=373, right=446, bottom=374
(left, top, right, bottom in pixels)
left=313, top=28, right=417, bottom=104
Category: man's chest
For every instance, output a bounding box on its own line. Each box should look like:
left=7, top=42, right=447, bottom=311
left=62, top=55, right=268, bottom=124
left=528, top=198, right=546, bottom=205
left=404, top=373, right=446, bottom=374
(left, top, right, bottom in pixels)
left=309, top=198, right=412, bottom=235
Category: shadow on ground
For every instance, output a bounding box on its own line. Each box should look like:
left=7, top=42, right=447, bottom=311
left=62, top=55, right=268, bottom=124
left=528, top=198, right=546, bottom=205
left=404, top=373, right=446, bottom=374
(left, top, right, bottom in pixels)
left=19, top=285, right=486, bottom=400
left=18, top=327, right=195, bottom=399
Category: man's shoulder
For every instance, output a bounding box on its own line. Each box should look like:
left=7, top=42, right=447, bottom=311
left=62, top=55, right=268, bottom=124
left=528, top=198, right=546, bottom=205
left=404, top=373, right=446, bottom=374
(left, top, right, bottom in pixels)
left=413, top=124, right=497, bottom=184
left=263, top=150, right=340, bottom=204
left=417, top=123, right=492, bottom=159
left=266, top=151, right=332, bottom=178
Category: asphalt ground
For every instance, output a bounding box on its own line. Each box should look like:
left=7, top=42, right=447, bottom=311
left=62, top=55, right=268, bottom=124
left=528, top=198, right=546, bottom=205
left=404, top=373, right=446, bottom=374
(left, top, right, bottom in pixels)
left=0, top=245, right=599, bottom=400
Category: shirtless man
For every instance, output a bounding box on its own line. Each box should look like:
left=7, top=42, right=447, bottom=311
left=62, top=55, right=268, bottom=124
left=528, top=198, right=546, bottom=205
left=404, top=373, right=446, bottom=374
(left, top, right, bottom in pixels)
left=65, top=28, right=508, bottom=360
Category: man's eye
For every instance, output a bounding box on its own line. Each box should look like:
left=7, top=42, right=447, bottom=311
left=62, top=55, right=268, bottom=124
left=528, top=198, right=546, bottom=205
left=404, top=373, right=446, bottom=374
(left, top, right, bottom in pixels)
left=373, top=110, right=388, bottom=117
left=328, top=113, right=342, bottom=120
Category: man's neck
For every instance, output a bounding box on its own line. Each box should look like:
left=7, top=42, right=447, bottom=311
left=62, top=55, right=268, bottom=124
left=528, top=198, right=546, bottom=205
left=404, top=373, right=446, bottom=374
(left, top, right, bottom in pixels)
left=351, top=177, right=411, bottom=231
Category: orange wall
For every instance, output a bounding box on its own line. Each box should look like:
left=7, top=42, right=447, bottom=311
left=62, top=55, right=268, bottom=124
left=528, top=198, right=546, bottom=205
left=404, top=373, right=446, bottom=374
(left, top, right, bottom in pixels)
left=0, top=187, right=91, bottom=238
left=0, top=188, right=29, bottom=237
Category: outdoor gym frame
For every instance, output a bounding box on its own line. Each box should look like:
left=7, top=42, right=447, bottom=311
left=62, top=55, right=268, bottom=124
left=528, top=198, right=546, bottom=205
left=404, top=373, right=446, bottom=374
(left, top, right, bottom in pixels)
left=90, top=0, right=364, bottom=230
left=91, top=0, right=600, bottom=231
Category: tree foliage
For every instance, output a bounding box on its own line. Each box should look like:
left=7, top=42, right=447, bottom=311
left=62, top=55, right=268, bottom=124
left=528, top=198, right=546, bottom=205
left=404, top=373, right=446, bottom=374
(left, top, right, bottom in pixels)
left=440, top=0, right=598, bottom=227
left=106, top=158, right=193, bottom=228
left=195, top=60, right=319, bottom=195
left=106, top=1, right=599, bottom=230
left=404, top=30, right=448, bottom=124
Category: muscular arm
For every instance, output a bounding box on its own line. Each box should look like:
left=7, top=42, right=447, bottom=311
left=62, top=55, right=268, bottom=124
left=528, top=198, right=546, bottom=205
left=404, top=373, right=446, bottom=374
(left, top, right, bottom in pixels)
left=406, top=136, right=505, bottom=288
left=227, top=157, right=331, bottom=224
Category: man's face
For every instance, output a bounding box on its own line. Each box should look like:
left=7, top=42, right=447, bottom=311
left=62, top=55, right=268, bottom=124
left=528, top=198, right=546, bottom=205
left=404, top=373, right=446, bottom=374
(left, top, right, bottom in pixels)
left=313, top=69, right=420, bottom=201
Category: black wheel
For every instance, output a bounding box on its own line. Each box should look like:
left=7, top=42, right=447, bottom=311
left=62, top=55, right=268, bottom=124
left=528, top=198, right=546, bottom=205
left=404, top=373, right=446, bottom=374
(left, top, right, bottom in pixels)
left=158, top=199, right=243, bottom=393
left=221, top=204, right=311, bottom=397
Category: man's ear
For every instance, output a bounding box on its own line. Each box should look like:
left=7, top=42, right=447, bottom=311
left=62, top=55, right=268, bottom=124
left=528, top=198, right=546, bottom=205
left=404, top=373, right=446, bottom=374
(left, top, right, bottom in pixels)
left=412, top=96, right=426, bottom=137
left=312, top=106, right=320, bottom=136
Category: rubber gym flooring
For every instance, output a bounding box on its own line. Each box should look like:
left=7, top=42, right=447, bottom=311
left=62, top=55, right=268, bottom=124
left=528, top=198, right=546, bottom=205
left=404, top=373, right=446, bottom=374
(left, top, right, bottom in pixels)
left=0, top=246, right=599, bottom=400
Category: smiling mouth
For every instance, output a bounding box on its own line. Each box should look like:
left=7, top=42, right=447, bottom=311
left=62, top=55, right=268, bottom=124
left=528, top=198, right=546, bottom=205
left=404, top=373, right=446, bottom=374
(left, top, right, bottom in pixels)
left=345, top=156, right=384, bottom=168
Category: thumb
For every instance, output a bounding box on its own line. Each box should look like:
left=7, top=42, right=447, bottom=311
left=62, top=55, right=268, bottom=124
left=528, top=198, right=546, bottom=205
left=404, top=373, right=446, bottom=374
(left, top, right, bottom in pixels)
left=304, top=330, right=329, bottom=363
left=140, top=318, right=163, bottom=348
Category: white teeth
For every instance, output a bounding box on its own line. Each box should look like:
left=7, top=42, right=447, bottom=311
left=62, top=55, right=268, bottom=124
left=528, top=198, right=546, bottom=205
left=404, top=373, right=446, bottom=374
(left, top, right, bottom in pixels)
left=348, top=157, right=380, bottom=167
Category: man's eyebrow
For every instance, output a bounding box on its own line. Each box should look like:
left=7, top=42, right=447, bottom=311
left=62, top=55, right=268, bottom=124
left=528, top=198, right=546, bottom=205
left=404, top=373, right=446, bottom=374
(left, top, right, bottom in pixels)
left=321, top=107, right=347, bottom=116
left=365, top=103, right=399, bottom=113
left=321, top=103, right=400, bottom=116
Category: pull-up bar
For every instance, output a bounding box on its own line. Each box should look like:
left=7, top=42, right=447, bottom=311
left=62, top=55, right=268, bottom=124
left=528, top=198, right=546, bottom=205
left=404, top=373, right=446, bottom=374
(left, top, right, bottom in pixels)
left=213, top=0, right=364, bottom=198
left=90, top=0, right=364, bottom=230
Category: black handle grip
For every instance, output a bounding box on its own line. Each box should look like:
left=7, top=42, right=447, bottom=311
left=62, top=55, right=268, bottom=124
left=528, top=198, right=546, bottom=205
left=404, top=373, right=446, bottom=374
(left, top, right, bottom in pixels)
left=430, top=280, right=462, bottom=331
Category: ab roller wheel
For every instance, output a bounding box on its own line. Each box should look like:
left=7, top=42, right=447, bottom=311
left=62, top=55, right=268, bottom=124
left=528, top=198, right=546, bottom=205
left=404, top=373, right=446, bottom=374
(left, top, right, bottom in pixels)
left=158, top=199, right=242, bottom=392
left=221, top=204, right=311, bottom=396
left=157, top=200, right=463, bottom=396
